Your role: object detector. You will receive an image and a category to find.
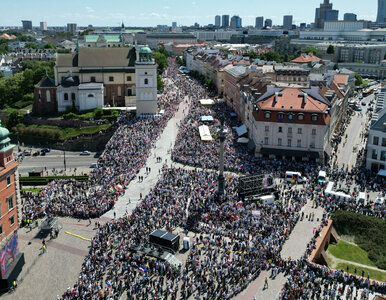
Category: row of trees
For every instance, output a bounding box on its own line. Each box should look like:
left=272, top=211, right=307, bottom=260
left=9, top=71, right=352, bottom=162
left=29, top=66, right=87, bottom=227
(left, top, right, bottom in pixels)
left=153, top=45, right=169, bottom=91
left=189, top=70, right=216, bottom=92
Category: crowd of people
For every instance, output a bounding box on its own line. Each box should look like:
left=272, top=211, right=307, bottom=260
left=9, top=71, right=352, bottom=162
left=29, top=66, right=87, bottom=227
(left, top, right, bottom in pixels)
left=60, top=167, right=307, bottom=300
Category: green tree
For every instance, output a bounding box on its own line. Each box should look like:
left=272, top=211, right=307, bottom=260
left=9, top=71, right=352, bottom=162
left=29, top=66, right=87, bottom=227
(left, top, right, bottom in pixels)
left=7, top=111, right=22, bottom=129
left=22, top=69, right=34, bottom=94
left=44, top=42, right=56, bottom=49
left=157, top=45, right=170, bottom=57
left=176, top=56, right=185, bottom=66
left=327, top=44, right=335, bottom=54
left=153, top=51, right=168, bottom=75
left=301, top=46, right=320, bottom=56
left=157, top=75, right=164, bottom=91
left=333, top=63, right=339, bottom=70
left=25, top=42, right=43, bottom=49
left=354, top=72, right=363, bottom=86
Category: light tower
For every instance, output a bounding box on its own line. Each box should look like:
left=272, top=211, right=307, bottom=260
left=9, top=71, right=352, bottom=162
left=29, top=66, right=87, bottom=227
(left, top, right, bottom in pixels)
left=217, top=116, right=226, bottom=195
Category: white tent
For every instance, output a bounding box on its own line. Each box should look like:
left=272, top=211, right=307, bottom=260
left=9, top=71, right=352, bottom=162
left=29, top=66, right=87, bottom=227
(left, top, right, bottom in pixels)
left=200, top=99, right=215, bottom=106
left=199, top=125, right=213, bottom=141
left=235, top=125, right=248, bottom=136
left=237, top=137, right=249, bottom=144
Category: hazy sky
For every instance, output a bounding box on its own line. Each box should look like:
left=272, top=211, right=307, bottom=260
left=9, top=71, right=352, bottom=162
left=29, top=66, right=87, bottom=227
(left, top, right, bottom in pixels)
left=3, top=0, right=378, bottom=27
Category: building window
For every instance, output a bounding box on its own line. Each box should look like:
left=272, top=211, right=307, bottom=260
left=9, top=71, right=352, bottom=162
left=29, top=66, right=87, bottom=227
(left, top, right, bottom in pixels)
left=264, top=126, right=269, bottom=132
left=7, top=195, right=14, bottom=210
left=144, top=78, right=149, bottom=85
left=264, top=137, right=269, bottom=145
left=265, top=112, right=271, bottom=119
left=88, top=94, right=94, bottom=98
left=297, top=139, right=301, bottom=148
left=127, top=76, right=132, bottom=81
left=287, top=113, right=294, bottom=121
left=64, top=93, right=69, bottom=101
left=298, top=114, right=304, bottom=121
left=382, top=138, right=386, bottom=147
left=46, top=90, right=51, bottom=102
left=117, top=86, right=122, bottom=97
left=0, top=225, right=2, bottom=235
left=90, top=76, right=96, bottom=82
left=6, top=176, right=11, bottom=186
left=288, top=127, right=292, bottom=134
left=311, top=114, right=318, bottom=122
left=298, top=128, right=302, bottom=134
left=71, top=93, right=76, bottom=101
left=278, top=138, right=282, bottom=146
left=127, top=89, right=132, bottom=96
left=277, top=113, right=284, bottom=121
left=278, top=126, right=282, bottom=133
left=312, top=129, right=316, bottom=135
left=109, top=76, right=114, bottom=82
left=373, top=136, right=379, bottom=145
left=372, top=149, right=378, bottom=160
left=9, top=215, right=14, bottom=226
left=380, top=151, right=386, bottom=161
left=287, top=139, right=292, bottom=147
left=310, top=142, right=315, bottom=148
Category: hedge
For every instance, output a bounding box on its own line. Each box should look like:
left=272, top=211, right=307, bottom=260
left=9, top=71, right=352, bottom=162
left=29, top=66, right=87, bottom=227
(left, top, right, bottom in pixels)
left=20, top=175, right=89, bottom=186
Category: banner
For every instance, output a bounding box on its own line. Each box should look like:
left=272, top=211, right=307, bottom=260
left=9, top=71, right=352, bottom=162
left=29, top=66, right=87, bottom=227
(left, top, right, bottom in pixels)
left=0, top=231, right=19, bottom=278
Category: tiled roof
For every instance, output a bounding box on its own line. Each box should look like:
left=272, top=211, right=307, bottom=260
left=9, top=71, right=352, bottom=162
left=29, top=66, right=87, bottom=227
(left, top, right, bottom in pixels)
left=291, top=54, right=322, bottom=63
left=333, top=74, right=348, bottom=85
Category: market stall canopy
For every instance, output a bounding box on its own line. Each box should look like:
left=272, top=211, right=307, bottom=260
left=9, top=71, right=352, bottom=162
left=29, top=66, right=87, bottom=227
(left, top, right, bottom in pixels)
left=199, top=125, right=213, bottom=141
left=377, top=169, right=386, bottom=177
left=200, top=99, right=215, bottom=106
left=200, top=116, right=214, bottom=122
left=237, top=137, right=249, bottom=144
left=235, top=125, right=248, bottom=136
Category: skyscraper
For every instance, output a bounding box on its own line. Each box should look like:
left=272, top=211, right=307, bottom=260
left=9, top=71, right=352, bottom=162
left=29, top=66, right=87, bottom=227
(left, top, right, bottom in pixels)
left=265, top=19, right=273, bottom=28
left=172, top=22, right=177, bottom=28
left=283, top=15, right=293, bottom=30
left=255, top=16, right=264, bottom=28
left=21, top=20, right=32, bottom=30
left=222, top=15, right=230, bottom=27
left=344, top=13, right=357, bottom=21
left=230, top=16, right=242, bottom=29
left=40, top=22, right=47, bottom=31
left=314, top=0, right=336, bottom=29
left=325, top=10, right=339, bottom=21
left=377, top=0, right=386, bottom=23
left=215, top=15, right=221, bottom=27
left=67, top=23, right=77, bottom=35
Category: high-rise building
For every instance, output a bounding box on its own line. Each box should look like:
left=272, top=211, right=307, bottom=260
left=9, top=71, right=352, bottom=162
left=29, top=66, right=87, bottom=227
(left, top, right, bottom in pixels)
left=255, top=16, right=264, bottom=28
left=283, top=15, right=293, bottom=30
left=377, top=0, right=386, bottom=23
left=172, top=22, right=177, bottom=28
left=67, top=23, right=77, bottom=35
left=222, top=15, right=230, bottom=27
left=344, top=13, right=357, bottom=21
left=300, top=23, right=307, bottom=30
left=21, top=20, right=32, bottom=31
left=230, top=15, right=242, bottom=29
left=265, top=19, right=273, bottom=27
left=215, top=15, right=221, bottom=27
left=325, top=10, right=339, bottom=21
left=40, top=22, right=47, bottom=31
left=314, top=0, right=337, bottom=29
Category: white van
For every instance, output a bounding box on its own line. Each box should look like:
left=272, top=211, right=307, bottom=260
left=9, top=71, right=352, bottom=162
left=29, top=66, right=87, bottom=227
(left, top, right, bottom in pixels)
left=318, top=171, right=327, bottom=184
left=285, top=171, right=307, bottom=183
left=358, top=192, right=366, bottom=204
left=258, top=194, right=275, bottom=205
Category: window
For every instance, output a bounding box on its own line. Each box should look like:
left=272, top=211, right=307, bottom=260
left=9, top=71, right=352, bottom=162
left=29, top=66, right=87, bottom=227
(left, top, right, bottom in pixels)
left=88, top=94, right=94, bottom=98
left=382, top=138, right=386, bottom=147
left=373, top=136, right=379, bottom=145
left=127, top=89, right=132, bottom=96
left=298, top=114, right=304, bottom=121
left=264, top=137, right=269, bottom=145
left=46, top=90, right=51, bottom=102
left=278, top=126, right=282, bottom=133
left=287, top=113, right=294, bottom=121
left=7, top=195, right=14, bottom=210
left=310, top=142, right=315, bottom=148
left=265, top=112, right=271, bottom=119
left=117, top=86, right=122, bottom=97
left=0, top=225, right=2, bottom=235
left=9, top=215, right=14, bottom=226
left=71, top=93, right=76, bottom=101
left=312, top=129, right=316, bottom=135
left=311, top=114, right=318, bottom=122
left=372, top=149, right=378, bottom=160
left=64, top=93, right=69, bottom=101
left=277, top=113, right=284, bottom=121
left=90, top=76, right=96, bottom=82
left=380, top=151, right=386, bottom=161
left=297, top=139, right=301, bottom=148
left=287, top=139, right=292, bottom=147
left=144, top=78, right=149, bottom=85
left=288, top=127, right=292, bottom=134
left=298, top=128, right=302, bottom=134
left=278, top=138, right=282, bottom=146
left=127, top=76, right=132, bottom=81
left=6, top=176, right=11, bottom=186
left=264, top=126, right=269, bottom=132
left=109, top=76, right=114, bottom=82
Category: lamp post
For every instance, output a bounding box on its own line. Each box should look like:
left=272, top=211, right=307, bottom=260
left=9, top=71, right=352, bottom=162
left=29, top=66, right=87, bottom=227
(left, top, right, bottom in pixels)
left=63, top=150, right=66, bottom=172
left=218, top=115, right=226, bottom=196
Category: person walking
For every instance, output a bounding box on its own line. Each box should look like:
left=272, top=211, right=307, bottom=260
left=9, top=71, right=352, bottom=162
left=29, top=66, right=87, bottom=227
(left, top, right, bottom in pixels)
left=264, top=277, right=268, bottom=289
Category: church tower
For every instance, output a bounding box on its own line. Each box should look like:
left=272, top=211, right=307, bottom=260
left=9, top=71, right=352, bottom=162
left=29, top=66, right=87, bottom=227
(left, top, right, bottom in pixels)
left=135, top=46, right=158, bottom=116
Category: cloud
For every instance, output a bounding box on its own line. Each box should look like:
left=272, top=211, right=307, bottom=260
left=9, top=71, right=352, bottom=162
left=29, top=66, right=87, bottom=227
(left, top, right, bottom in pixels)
left=85, top=6, right=95, bottom=13
left=192, top=2, right=196, bottom=5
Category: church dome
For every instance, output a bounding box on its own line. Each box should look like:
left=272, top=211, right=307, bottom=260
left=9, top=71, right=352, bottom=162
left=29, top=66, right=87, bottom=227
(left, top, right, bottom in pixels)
left=139, top=47, right=152, bottom=54
left=0, top=121, right=9, bottom=140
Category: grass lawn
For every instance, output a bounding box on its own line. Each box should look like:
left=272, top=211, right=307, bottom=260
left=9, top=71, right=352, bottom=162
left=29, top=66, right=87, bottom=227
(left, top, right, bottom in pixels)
left=21, top=188, right=42, bottom=193
left=327, top=240, right=376, bottom=267
left=336, top=263, right=386, bottom=282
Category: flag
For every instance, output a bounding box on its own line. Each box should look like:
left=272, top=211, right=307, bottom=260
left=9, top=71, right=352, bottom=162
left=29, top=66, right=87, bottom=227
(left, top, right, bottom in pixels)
left=139, top=265, right=148, bottom=272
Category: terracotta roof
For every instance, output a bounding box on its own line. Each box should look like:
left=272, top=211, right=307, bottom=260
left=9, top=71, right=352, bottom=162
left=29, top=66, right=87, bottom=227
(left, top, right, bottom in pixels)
left=291, top=54, right=322, bottom=64
left=256, top=87, right=328, bottom=113
left=333, top=74, right=348, bottom=85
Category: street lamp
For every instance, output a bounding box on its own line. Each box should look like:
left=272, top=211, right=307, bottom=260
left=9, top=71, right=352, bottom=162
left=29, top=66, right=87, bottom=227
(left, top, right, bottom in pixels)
left=63, top=150, right=66, bottom=171
left=217, top=115, right=226, bottom=196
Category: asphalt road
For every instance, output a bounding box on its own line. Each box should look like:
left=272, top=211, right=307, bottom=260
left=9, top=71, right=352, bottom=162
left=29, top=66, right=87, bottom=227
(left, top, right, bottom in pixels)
left=17, top=148, right=98, bottom=176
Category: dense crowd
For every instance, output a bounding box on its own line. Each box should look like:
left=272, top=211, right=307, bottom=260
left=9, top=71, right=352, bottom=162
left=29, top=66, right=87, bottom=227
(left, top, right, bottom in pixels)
left=21, top=59, right=185, bottom=221
left=60, top=167, right=307, bottom=300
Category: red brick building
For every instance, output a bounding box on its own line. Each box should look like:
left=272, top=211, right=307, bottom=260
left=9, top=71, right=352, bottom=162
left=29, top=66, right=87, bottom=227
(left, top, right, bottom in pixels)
left=32, top=76, right=57, bottom=115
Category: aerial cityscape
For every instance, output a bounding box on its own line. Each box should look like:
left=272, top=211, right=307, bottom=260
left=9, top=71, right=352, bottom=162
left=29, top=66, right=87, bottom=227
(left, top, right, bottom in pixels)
left=0, top=0, right=385, bottom=299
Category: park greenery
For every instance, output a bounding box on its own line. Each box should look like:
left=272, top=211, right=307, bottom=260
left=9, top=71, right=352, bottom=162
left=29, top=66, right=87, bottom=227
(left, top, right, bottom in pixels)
left=327, top=44, right=335, bottom=54
left=62, top=108, right=119, bottom=121
left=153, top=45, right=169, bottom=91
left=354, top=72, right=364, bottom=86
left=335, top=262, right=386, bottom=282
left=331, top=211, right=386, bottom=270
left=327, top=240, right=376, bottom=267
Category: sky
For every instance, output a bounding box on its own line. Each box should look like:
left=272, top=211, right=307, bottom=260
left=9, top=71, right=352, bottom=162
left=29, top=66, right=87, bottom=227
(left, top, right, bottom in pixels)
left=2, top=0, right=378, bottom=27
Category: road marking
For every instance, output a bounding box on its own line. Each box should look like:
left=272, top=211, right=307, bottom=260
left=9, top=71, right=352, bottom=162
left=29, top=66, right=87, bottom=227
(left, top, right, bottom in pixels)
left=65, top=231, right=91, bottom=241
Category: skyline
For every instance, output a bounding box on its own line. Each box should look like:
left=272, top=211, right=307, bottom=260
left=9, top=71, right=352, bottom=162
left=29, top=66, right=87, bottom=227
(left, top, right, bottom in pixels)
left=2, top=0, right=378, bottom=27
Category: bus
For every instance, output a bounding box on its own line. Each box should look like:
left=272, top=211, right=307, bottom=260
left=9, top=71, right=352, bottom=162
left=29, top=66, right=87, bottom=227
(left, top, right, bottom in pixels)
left=362, top=88, right=374, bottom=97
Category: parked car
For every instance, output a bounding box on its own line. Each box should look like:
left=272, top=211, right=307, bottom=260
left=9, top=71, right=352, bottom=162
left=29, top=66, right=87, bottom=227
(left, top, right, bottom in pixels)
left=90, top=163, right=97, bottom=168
left=80, top=151, right=91, bottom=156
left=23, top=150, right=32, bottom=156
left=361, top=101, right=366, bottom=106
left=41, top=148, right=50, bottom=153
left=33, top=151, right=40, bottom=156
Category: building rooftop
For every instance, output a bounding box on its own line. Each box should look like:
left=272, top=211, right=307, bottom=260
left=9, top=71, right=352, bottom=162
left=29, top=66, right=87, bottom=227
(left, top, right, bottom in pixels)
left=291, top=53, right=322, bottom=64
